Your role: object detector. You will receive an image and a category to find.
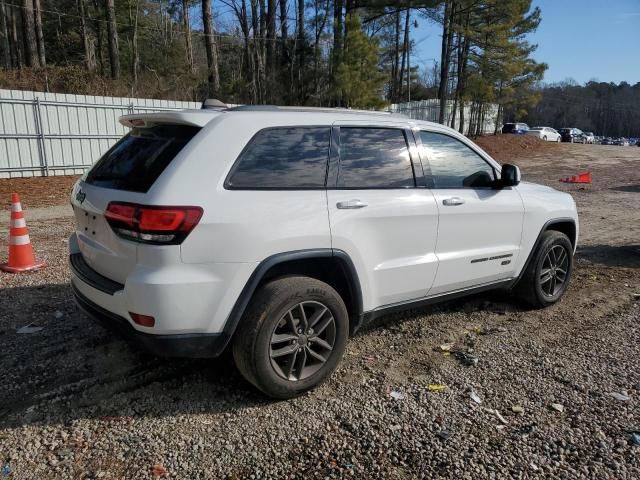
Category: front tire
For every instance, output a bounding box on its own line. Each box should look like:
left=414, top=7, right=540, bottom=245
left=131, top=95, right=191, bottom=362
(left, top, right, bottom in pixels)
left=543, top=135, right=547, bottom=141
left=515, top=231, right=573, bottom=308
left=232, top=276, right=349, bottom=399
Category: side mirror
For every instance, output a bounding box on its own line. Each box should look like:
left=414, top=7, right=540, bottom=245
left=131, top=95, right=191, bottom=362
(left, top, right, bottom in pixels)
left=500, top=164, right=521, bottom=187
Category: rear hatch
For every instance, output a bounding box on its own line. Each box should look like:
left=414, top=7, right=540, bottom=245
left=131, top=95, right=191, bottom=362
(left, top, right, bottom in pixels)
left=71, top=116, right=205, bottom=284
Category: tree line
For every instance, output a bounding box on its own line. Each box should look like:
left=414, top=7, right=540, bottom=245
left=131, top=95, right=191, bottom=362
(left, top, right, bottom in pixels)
left=0, top=0, right=546, bottom=133
left=515, top=81, right=640, bottom=138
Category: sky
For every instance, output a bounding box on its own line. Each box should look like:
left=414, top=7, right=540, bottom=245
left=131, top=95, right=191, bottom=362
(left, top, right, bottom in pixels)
left=411, top=0, right=640, bottom=85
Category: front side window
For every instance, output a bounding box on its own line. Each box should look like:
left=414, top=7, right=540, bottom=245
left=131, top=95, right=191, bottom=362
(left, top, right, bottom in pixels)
left=338, top=127, right=415, bottom=188
left=419, top=131, right=495, bottom=189
left=227, top=127, right=330, bottom=189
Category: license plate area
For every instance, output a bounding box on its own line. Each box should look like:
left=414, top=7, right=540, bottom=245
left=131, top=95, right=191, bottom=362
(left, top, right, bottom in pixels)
left=75, top=206, right=99, bottom=237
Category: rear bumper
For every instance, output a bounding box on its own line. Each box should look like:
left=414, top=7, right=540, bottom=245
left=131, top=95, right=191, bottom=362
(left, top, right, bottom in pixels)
left=72, top=282, right=229, bottom=358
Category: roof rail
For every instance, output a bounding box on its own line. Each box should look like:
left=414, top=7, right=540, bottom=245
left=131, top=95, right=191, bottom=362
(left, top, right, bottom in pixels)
left=225, top=105, right=398, bottom=116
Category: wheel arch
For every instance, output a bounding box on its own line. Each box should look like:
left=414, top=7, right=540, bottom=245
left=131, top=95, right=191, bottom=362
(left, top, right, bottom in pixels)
left=221, top=249, right=364, bottom=352
left=545, top=220, right=577, bottom=249
left=511, top=217, right=577, bottom=288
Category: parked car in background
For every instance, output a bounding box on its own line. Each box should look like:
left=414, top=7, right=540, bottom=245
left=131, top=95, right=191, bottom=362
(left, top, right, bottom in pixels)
left=583, top=132, right=595, bottom=144
left=502, top=123, right=530, bottom=134
left=558, top=128, right=587, bottom=144
left=526, top=127, right=561, bottom=142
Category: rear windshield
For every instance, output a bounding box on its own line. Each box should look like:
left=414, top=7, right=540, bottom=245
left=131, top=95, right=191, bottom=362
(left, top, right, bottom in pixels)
left=85, top=125, right=200, bottom=193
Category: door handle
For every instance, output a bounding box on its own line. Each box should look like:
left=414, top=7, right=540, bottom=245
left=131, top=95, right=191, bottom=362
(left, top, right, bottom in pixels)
left=442, top=197, right=465, bottom=206
left=336, top=199, right=368, bottom=210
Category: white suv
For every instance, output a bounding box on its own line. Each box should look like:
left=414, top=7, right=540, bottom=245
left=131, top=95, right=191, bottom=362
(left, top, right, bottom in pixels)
left=70, top=106, right=578, bottom=398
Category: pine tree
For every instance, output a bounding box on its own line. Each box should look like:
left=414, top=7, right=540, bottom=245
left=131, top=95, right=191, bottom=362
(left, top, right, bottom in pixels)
left=334, top=14, right=386, bottom=108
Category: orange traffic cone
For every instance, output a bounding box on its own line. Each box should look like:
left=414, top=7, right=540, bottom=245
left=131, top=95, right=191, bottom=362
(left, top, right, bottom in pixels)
left=560, top=171, right=591, bottom=184
left=577, top=172, right=592, bottom=183
left=1, top=193, right=46, bottom=273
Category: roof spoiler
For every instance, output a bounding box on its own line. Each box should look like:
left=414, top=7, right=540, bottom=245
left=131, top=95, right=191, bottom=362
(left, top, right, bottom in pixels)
left=201, top=99, right=228, bottom=110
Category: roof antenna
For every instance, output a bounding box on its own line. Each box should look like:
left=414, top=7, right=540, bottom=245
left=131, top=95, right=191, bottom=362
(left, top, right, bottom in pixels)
left=201, top=99, right=228, bottom=110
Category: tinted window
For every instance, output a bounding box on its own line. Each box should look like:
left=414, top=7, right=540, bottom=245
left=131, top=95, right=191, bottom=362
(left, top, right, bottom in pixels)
left=419, top=131, right=495, bottom=188
left=86, top=125, right=200, bottom=193
left=338, top=128, right=414, bottom=188
left=227, top=127, right=330, bottom=188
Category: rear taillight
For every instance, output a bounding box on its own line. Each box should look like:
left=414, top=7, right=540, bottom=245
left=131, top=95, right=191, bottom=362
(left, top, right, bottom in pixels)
left=105, top=202, right=203, bottom=245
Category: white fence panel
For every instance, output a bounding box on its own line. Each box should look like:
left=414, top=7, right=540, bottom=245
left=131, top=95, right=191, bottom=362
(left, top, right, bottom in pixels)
left=0, top=89, right=199, bottom=178
left=389, top=99, right=499, bottom=135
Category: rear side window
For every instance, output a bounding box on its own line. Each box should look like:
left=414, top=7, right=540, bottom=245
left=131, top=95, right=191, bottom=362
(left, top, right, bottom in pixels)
left=338, top=128, right=415, bottom=188
left=86, top=125, right=200, bottom=193
left=419, top=131, right=495, bottom=188
left=226, top=127, right=330, bottom=189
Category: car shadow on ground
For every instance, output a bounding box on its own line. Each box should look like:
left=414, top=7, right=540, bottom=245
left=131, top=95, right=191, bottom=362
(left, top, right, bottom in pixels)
left=0, top=282, right=538, bottom=430
left=0, top=283, right=273, bottom=430
left=576, top=244, right=640, bottom=268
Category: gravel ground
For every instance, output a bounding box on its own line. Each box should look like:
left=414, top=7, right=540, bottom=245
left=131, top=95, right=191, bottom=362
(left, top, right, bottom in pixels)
left=0, top=140, right=639, bottom=479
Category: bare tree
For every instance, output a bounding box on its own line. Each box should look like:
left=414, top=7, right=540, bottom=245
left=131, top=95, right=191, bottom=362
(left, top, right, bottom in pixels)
left=21, top=0, right=39, bottom=67
left=105, top=0, right=120, bottom=79
left=202, top=0, right=220, bottom=96
left=182, top=0, right=194, bottom=73
left=78, top=0, right=95, bottom=71
left=266, top=0, right=276, bottom=76
left=0, top=0, right=10, bottom=69
left=129, top=0, right=140, bottom=84
left=92, top=0, right=106, bottom=75
left=438, top=0, right=455, bottom=124
left=33, top=0, right=45, bottom=66
left=9, top=4, right=23, bottom=68
left=278, top=0, right=287, bottom=39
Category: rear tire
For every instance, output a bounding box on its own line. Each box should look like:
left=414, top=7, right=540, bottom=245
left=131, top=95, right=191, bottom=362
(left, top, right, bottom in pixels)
left=543, top=135, right=547, bottom=141
left=232, top=276, right=349, bottom=399
left=515, top=231, right=573, bottom=308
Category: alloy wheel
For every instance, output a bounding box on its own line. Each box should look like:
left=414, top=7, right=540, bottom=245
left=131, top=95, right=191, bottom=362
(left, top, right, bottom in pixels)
left=269, top=301, right=336, bottom=381
left=539, top=245, right=569, bottom=297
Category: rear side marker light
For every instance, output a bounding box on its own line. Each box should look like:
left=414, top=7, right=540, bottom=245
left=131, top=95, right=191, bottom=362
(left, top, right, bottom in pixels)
left=105, top=202, right=203, bottom=245
left=130, top=312, right=155, bottom=327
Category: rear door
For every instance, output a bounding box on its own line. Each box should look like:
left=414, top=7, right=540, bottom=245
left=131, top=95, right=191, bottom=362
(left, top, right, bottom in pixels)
left=416, top=130, right=524, bottom=295
left=71, top=124, right=201, bottom=283
left=327, top=123, right=439, bottom=310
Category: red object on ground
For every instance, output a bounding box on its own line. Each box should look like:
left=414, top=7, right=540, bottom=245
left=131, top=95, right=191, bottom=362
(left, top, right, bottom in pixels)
left=560, top=171, right=591, bottom=184
left=1, top=192, right=46, bottom=273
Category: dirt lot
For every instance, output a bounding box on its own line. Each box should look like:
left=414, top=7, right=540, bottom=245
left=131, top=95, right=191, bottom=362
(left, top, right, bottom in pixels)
left=0, top=139, right=639, bottom=479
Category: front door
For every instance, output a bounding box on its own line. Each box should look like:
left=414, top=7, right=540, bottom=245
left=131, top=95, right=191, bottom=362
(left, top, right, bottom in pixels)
left=327, top=123, right=439, bottom=311
left=416, top=130, right=525, bottom=296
